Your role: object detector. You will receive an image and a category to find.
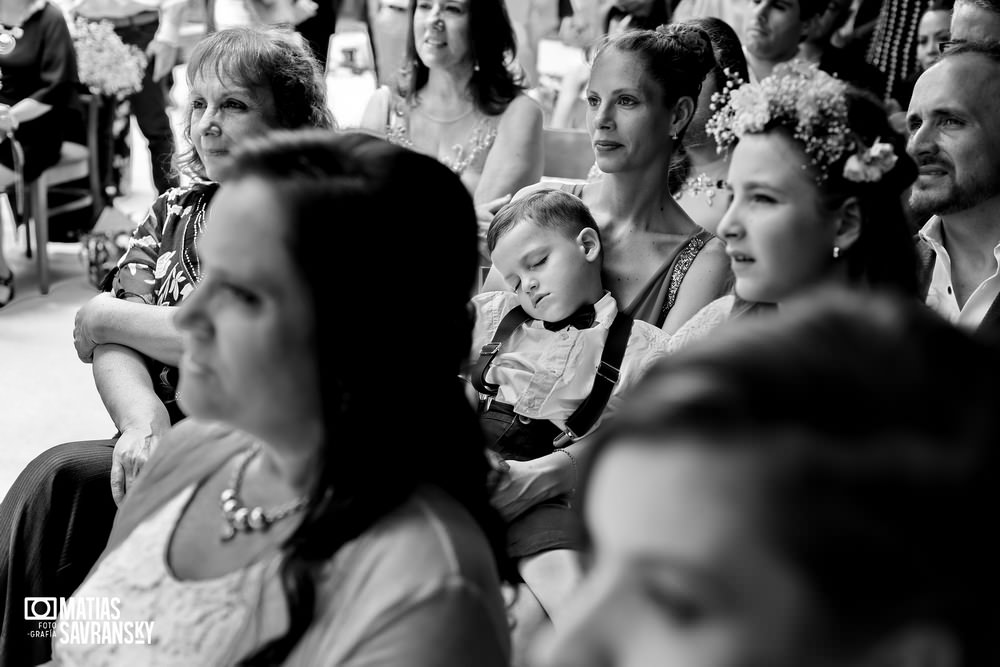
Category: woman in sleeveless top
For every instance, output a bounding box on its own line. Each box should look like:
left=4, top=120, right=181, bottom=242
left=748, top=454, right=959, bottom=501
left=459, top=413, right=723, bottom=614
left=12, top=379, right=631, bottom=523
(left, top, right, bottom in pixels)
left=487, top=24, right=731, bottom=334
left=359, top=0, right=543, bottom=210
left=668, top=63, right=921, bottom=354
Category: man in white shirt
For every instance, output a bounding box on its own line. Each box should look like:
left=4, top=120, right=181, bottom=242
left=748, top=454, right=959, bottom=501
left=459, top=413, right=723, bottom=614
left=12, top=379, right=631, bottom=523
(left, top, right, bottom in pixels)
left=906, top=40, right=1000, bottom=332
left=951, top=0, right=1000, bottom=41
left=63, top=0, right=185, bottom=194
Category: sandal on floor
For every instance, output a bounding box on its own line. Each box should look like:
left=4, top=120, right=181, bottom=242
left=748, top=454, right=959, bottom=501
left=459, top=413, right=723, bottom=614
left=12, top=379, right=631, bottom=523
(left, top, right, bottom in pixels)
left=0, top=270, right=14, bottom=309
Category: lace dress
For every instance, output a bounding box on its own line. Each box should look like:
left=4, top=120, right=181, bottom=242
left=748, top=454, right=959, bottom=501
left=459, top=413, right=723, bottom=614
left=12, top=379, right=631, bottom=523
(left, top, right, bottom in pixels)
left=373, top=88, right=498, bottom=176
left=51, top=485, right=281, bottom=666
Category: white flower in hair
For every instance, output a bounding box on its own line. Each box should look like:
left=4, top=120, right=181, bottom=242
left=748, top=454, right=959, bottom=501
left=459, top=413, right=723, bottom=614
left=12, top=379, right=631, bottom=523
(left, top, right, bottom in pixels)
left=843, top=139, right=898, bottom=183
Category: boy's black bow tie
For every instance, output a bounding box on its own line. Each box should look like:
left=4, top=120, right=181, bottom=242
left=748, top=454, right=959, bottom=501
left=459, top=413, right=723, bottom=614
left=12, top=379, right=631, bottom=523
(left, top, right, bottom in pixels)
left=543, top=304, right=597, bottom=331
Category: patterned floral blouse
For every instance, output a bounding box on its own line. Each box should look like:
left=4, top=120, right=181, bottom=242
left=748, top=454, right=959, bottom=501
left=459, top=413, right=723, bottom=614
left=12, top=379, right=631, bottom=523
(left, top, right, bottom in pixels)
left=110, top=182, right=219, bottom=420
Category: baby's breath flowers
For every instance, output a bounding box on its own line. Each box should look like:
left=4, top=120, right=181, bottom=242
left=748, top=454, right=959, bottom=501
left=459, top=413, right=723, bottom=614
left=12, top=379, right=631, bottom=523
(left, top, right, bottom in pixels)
left=706, top=61, right=898, bottom=184
left=70, top=18, right=147, bottom=98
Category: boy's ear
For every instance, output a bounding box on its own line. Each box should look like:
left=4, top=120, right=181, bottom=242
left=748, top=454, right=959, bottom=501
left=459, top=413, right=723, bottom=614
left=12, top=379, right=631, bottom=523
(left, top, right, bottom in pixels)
left=576, top=228, right=602, bottom=263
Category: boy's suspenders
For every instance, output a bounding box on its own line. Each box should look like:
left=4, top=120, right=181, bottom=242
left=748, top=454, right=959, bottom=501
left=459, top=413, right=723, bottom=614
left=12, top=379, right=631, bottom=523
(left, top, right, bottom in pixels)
left=470, top=306, right=635, bottom=447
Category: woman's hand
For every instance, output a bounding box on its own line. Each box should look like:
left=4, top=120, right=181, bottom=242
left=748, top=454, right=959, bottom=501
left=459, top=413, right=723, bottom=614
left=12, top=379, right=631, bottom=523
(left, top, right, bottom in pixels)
left=475, top=194, right=512, bottom=257
left=111, top=427, right=161, bottom=506
left=73, top=292, right=115, bottom=362
left=0, top=104, right=18, bottom=134
left=489, top=456, right=573, bottom=522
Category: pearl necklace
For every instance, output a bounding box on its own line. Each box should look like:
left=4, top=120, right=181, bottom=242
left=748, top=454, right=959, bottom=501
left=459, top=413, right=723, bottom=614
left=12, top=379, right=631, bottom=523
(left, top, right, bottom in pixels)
left=219, top=444, right=309, bottom=542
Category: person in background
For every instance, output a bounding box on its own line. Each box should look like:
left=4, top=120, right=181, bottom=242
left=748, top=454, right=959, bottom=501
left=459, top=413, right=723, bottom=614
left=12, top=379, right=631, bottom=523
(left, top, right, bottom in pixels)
left=493, top=24, right=731, bottom=335
left=0, top=0, right=78, bottom=307
left=532, top=288, right=1000, bottom=667
left=798, top=0, right=883, bottom=94
left=890, top=0, right=952, bottom=116
left=864, top=0, right=930, bottom=102
left=907, top=40, right=1000, bottom=335
left=742, top=0, right=830, bottom=82
left=0, top=27, right=333, bottom=665
left=668, top=61, right=919, bottom=351
left=359, top=0, right=543, bottom=263
left=670, top=16, right=748, bottom=234
left=64, top=0, right=186, bottom=195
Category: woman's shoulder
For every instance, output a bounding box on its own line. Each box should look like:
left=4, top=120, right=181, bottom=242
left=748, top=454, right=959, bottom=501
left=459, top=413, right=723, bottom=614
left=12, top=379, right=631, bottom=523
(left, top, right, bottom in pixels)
left=343, top=486, right=499, bottom=583
left=289, top=486, right=508, bottom=665
left=494, top=92, right=543, bottom=128
left=667, top=294, right=737, bottom=354
left=134, top=420, right=248, bottom=495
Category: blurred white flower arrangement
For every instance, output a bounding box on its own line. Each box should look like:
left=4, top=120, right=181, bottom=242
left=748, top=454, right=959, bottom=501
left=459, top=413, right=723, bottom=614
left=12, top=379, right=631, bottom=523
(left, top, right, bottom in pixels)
left=70, top=17, right=147, bottom=98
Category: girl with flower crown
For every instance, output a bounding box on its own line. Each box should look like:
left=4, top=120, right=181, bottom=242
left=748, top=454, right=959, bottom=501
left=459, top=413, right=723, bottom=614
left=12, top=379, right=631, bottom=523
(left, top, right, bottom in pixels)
left=667, top=61, right=921, bottom=352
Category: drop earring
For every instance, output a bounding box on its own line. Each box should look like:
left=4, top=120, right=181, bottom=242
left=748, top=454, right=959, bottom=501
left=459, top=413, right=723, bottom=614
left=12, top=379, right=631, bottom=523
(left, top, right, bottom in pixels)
left=832, top=246, right=841, bottom=259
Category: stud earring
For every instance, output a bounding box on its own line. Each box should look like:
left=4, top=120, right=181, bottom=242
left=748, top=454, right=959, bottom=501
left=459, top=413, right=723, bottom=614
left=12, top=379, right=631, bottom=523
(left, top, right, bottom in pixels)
left=832, top=246, right=841, bottom=259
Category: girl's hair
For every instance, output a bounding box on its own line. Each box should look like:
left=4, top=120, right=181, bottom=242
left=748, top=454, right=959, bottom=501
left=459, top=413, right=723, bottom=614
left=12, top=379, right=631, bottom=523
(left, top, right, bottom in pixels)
left=487, top=188, right=601, bottom=253
left=813, top=88, right=919, bottom=297
left=176, top=27, right=334, bottom=180
left=396, top=0, right=523, bottom=115
left=593, top=23, right=717, bottom=129
left=585, top=289, right=1000, bottom=664
left=223, top=130, right=514, bottom=665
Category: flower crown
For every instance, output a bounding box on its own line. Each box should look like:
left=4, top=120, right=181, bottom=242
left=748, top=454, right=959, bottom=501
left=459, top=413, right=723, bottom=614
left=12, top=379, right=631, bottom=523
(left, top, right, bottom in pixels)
left=706, top=61, right=897, bottom=184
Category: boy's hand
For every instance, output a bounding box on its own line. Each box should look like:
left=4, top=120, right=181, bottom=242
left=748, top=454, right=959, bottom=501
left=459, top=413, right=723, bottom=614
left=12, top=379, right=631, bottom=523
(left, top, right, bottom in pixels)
left=489, top=458, right=563, bottom=521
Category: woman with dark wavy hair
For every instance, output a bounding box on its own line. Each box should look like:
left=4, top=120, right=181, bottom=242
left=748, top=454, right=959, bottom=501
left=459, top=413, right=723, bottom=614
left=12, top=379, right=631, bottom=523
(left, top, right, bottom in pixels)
left=0, top=27, right=332, bottom=665
left=359, top=0, right=543, bottom=255
left=51, top=131, right=514, bottom=666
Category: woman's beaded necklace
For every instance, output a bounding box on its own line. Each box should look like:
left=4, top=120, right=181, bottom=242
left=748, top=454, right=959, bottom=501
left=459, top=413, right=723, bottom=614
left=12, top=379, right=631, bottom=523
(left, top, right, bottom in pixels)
left=219, top=443, right=309, bottom=542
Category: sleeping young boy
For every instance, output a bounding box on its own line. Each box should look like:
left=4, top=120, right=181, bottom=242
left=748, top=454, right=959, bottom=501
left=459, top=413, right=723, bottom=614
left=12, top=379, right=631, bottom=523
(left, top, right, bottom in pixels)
left=464, top=188, right=671, bottom=643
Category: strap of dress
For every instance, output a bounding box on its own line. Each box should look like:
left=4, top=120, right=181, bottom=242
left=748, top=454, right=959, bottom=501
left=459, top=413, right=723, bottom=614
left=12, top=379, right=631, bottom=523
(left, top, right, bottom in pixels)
left=659, top=229, right=714, bottom=323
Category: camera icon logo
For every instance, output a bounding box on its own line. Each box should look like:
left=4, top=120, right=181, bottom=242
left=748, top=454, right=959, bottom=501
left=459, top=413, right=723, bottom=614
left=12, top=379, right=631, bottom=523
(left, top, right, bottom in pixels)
left=24, top=597, right=58, bottom=621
